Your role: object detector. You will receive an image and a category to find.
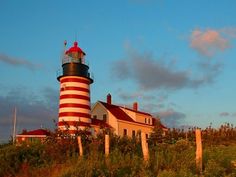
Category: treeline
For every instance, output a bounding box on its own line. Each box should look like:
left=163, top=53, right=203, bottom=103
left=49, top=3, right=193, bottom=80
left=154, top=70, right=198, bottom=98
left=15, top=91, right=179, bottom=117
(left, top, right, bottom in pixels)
left=0, top=123, right=236, bottom=177
left=150, top=122, right=236, bottom=146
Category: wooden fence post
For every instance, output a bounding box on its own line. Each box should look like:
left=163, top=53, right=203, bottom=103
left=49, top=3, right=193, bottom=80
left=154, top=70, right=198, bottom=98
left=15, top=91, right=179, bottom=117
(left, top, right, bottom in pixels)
left=195, top=129, right=202, bottom=175
left=105, top=134, right=110, bottom=157
left=141, top=132, right=149, bottom=162
left=77, top=136, right=83, bottom=157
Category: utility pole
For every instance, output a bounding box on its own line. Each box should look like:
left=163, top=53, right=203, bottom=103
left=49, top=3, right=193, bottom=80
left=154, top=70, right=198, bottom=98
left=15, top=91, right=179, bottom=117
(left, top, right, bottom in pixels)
left=12, top=107, right=17, bottom=144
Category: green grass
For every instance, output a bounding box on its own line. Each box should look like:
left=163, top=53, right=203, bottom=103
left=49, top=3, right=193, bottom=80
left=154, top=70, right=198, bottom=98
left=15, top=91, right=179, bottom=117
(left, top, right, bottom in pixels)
left=1, top=124, right=236, bottom=177
left=1, top=140, right=235, bottom=177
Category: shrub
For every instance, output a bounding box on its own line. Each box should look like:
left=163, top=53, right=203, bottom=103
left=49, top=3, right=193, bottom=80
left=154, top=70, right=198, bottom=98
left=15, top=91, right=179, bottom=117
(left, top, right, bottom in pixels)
left=1, top=123, right=236, bottom=177
left=204, top=160, right=225, bottom=177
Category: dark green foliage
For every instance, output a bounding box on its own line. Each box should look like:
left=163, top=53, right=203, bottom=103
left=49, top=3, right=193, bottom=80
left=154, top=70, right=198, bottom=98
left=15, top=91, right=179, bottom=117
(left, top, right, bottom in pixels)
left=0, top=143, right=45, bottom=177
left=60, top=149, right=147, bottom=177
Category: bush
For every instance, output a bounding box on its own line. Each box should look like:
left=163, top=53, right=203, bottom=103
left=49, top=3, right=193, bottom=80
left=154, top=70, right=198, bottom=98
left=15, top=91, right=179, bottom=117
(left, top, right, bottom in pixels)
left=0, top=143, right=45, bottom=176
left=60, top=149, right=147, bottom=177
left=203, top=145, right=236, bottom=176
left=204, top=160, right=225, bottom=177
left=1, top=124, right=236, bottom=177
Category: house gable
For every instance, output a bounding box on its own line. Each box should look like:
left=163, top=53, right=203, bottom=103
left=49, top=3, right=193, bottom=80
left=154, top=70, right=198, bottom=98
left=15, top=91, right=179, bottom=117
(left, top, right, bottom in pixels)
left=91, top=101, right=119, bottom=134
left=91, top=102, right=108, bottom=121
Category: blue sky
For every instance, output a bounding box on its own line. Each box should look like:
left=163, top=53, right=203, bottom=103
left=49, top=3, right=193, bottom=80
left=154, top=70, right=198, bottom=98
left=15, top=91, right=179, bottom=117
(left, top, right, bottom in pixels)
left=0, top=0, right=236, bottom=141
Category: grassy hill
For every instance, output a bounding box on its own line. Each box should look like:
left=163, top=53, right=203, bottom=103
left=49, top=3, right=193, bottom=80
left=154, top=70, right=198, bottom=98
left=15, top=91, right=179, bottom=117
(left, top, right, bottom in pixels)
left=1, top=124, right=236, bottom=177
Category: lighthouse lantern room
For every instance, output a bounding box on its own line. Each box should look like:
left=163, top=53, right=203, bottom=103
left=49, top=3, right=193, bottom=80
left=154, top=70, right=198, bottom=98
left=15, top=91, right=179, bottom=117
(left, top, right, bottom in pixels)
left=57, top=41, right=93, bottom=135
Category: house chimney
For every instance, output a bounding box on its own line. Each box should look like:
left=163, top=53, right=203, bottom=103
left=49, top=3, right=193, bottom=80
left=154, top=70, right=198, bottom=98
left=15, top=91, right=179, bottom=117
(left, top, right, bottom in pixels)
left=107, top=94, right=111, bottom=104
left=133, top=102, right=138, bottom=111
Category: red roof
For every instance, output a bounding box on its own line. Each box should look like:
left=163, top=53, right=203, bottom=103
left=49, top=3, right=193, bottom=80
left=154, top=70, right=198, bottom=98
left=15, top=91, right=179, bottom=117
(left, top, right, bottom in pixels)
left=122, top=106, right=151, bottom=116
left=65, top=41, right=86, bottom=55
left=99, top=101, right=167, bottom=129
left=100, top=101, right=135, bottom=123
left=19, top=129, right=50, bottom=136
left=100, top=101, right=151, bottom=116
left=99, top=101, right=156, bottom=127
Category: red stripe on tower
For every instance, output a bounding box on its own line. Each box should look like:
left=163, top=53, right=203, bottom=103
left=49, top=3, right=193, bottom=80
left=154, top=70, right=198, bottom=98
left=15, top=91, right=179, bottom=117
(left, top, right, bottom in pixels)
left=60, top=78, right=91, bottom=84
left=60, top=94, right=90, bottom=100
left=59, top=112, right=91, bottom=118
left=60, top=86, right=90, bottom=93
left=57, top=41, right=93, bottom=135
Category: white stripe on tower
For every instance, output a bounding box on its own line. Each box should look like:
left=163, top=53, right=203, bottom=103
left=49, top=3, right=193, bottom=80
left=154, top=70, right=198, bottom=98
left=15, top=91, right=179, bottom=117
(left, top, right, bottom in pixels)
left=58, top=76, right=91, bottom=132
left=60, top=90, right=90, bottom=97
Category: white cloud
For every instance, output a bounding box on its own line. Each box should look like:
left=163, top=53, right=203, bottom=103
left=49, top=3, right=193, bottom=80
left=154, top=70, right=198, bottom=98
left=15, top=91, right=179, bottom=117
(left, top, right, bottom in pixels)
left=190, top=29, right=230, bottom=57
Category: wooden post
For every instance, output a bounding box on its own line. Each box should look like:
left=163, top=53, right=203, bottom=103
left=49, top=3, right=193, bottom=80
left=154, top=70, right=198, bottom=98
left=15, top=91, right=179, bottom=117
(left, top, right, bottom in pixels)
left=195, top=129, right=202, bottom=175
left=141, top=132, right=149, bottom=161
left=77, top=136, right=83, bottom=157
left=105, top=134, right=109, bottom=157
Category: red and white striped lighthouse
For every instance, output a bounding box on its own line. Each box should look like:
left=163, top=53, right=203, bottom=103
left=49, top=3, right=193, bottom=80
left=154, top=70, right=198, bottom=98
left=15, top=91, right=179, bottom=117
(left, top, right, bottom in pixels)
left=57, top=41, right=93, bottom=135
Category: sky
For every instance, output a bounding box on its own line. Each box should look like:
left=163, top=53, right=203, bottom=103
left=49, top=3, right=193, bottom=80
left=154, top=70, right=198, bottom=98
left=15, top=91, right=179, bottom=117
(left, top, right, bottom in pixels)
left=0, top=0, right=236, bottom=141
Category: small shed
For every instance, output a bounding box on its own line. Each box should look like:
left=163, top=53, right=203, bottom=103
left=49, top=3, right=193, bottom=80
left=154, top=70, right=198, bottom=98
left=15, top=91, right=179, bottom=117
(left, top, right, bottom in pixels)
left=16, top=129, right=50, bottom=144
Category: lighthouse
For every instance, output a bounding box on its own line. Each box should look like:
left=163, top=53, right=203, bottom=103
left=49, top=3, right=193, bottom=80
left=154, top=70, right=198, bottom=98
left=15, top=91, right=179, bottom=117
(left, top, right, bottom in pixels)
left=57, top=41, right=93, bottom=135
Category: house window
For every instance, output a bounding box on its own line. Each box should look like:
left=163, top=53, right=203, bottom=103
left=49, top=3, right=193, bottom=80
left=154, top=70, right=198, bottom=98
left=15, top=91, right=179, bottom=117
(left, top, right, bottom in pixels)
left=123, top=129, right=127, bottom=136
left=137, top=130, right=141, bottom=138
left=93, top=115, right=97, bottom=119
left=148, top=118, right=150, bottom=124
left=145, top=118, right=147, bottom=123
left=103, top=114, right=107, bottom=122
left=132, top=130, right=135, bottom=138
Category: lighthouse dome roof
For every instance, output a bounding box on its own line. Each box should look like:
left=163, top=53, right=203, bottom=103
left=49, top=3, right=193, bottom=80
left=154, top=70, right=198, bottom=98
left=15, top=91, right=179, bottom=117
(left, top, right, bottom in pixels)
left=65, top=41, right=86, bottom=55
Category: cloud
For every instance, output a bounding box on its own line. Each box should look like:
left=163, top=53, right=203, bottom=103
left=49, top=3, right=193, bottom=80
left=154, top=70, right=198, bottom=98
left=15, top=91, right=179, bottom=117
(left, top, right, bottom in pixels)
left=112, top=49, right=218, bottom=90
left=194, top=61, right=223, bottom=86
left=118, top=91, right=142, bottom=101
left=113, top=60, right=131, bottom=80
left=113, top=53, right=188, bottom=90
left=117, top=87, right=170, bottom=113
left=143, top=103, right=165, bottom=113
left=219, top=112, right=230, bottom=117
left=42, top=87, right=59, bottom=109
left=220, top=27, right=236, bottom=38
left=156, top=108, right=186, bottom=128
left=190, top=29, right=230, bottom=57
left=219, top=112, right=236, bottom=118
left=0, top=87, right=58, bottom=141
left=0, top=53, right=41, bottom=70
left=117, top=89, right=155, bottom=101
